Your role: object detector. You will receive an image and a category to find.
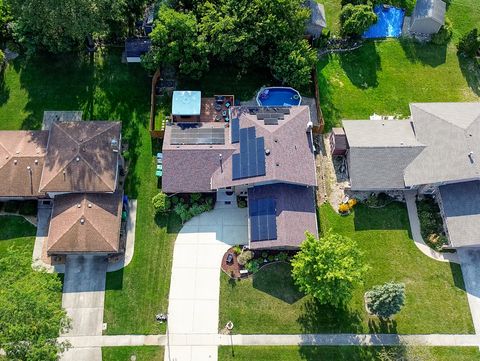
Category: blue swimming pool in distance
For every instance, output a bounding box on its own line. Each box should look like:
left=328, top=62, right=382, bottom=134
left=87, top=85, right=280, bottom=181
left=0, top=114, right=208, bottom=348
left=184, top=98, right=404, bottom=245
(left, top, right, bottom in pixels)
left=363, top=5, right=405, bottom=39
left=256, top=87, right=302, bottom=107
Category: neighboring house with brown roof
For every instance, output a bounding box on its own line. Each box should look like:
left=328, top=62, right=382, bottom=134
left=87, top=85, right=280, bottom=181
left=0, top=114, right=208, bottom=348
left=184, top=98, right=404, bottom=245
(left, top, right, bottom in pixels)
left=0, top=115, right=126, bottom=256
left=162, top=95, right=318, bottom=249
left=339, top=102, right=480, bottom=249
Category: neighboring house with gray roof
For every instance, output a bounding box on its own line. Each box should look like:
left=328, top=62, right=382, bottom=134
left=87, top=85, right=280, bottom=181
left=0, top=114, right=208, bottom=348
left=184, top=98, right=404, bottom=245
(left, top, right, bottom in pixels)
left=340, top=102, right=480, bottom=249
left=410, top=0, right=446, bottom=34
left=162, top=96, right=318, bottom=249
left=306, top=0, right=327, bottom=38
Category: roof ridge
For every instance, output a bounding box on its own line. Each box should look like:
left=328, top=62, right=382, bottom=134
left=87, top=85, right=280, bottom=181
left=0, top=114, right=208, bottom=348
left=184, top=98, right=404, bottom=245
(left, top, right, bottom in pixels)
left=84, top=217, right=118, bottom=251
left=413, top=104, right=473, bottom=131
left=81, top=121, right=117, bottom=144
left=78, top=153, right=115, bottom=192
left=40, top=156, right=77, bottom=191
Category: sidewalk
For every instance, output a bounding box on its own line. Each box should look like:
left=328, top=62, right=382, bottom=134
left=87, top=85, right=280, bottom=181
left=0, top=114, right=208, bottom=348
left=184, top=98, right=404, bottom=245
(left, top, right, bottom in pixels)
left=60, top=333, right=480, bottom=348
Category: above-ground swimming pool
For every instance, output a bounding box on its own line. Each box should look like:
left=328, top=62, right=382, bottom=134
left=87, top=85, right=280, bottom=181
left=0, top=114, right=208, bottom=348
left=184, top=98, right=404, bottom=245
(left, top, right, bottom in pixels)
left=256, top=87, right=302, bottom=107
left=363, top=5, right=405, bottom=38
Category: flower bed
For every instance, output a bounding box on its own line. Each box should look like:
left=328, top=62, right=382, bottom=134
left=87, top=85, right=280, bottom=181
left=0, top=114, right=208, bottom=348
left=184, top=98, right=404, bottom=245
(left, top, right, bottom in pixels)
left=417, top=199, right=448, bottom=251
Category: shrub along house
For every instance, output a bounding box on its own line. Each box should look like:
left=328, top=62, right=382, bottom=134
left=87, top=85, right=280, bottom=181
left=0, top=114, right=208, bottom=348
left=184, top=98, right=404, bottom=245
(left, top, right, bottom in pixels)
left=0, top=118, right=126, bottom=256
left=335, top=102, right=480, bottom=249
left=162, top=92, right=319, bottom=249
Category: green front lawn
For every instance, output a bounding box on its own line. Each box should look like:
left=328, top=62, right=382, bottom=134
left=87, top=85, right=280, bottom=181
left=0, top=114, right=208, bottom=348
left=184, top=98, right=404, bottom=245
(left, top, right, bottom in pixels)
left=102, top=347, right=164, bottom=361
left=219, top=203, right=473, bottom=334
left=219, top=346, right=480, bottom=361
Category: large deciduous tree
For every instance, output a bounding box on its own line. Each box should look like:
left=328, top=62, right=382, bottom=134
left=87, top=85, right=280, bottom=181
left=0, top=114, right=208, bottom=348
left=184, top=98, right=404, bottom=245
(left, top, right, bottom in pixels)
left=0, top=246, right=70, bottom=361
left=7, top=0, right=127, bottom=53
left=340, top=4, right=377, bottom=37
left=270, top=39, right=317, bottom=89
left=142, top=5, right=208, bottom=78
left=291, top=231, right=368, bottom=307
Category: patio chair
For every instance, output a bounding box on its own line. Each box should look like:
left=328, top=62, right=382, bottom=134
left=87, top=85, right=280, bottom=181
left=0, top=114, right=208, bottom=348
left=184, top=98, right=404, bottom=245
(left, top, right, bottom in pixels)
left=157, top=164, right=163, bottom=171
left=156, top=169, right=162, bottom=177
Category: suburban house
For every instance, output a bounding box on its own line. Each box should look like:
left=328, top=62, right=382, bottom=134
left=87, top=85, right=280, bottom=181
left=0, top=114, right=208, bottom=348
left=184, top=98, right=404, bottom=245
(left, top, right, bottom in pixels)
left=306, top=0, right=327, bottom=38
left=409, top=0, right=446, bottom=34
left=162, top=91, right=319, bottom=249
left=333, top=102, right=480, bottom=249
left=0, top=117, right=126, bottom=256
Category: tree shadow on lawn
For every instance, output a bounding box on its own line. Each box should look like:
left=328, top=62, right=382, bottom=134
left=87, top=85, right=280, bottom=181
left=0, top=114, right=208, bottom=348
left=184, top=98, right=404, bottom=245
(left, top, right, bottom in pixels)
left=0, top=68, right=10, bottom=106
left=458, top=54, right=480, bottom=96
left=337, top=41, right=381, bottom=90
left=353, top=202, right=411, bottom=231
left=450, top=262, right=467, bottom=292
left=252, top=262, right=304, bottom=304
left=368, top=318, right=398, bottom=333
left=15, top=49, right=151, bottom=198
left=298, top=345, right=408, bottom=361
left=399, top=38, right=447, bottom=68
left=317, top=56, right=342, bottom=131
left=297, top=299, right=363, bottom=333
left=105, top=267, right=124, bottom=291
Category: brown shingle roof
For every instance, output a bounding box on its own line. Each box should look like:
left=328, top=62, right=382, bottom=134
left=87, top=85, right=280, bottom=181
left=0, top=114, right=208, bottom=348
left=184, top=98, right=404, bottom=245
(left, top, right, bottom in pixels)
left=47, top=191, right=123, bottom=254
left=0, top=130, right=48, bottom=197
left=248, top=184, right=318, bottom=249
left=40, top=121, right=121, bottom=193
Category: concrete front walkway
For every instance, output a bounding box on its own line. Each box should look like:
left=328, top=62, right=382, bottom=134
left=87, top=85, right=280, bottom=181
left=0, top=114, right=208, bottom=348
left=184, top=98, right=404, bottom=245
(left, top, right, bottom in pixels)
left=60, top=255, right=107, bottom=361
left=165, top=206, right=248, bottom=361
left=404, top=191, right=459, bottom=263
left=61, top=333, right=480, bottom=348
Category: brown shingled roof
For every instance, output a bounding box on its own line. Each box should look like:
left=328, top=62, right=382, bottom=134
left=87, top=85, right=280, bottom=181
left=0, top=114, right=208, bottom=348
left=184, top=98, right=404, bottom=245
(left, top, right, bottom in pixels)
left=0, top=131, right=48, bottom=197
left=47, top=191, right=123, bottom=254
left=40, top=121, right=121, bottom=193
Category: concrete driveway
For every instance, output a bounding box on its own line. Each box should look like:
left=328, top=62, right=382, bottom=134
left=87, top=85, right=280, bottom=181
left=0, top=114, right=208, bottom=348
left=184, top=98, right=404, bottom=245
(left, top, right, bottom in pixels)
left=165, top=207, right=248, bottom=361
left=60, top=255, right=107, bottom=361
left=458, top=248, right=480, bottom=335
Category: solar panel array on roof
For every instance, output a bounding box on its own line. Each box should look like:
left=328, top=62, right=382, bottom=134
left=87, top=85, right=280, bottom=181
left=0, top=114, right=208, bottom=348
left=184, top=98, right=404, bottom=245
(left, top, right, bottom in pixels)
left=232, top=126, right=266, bottom=179
left=170, top=125, right=225, bottom=145
left=231, top=118, right=240, bottom=143
left=250, top=198, right=277, bottom=241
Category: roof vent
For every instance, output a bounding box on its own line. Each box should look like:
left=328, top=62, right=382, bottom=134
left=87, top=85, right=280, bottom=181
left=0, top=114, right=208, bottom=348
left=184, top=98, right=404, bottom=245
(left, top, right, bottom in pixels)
left=306, top=121, right=313, bottom=133
left=111, top=138, right=119, bottom=153
left=35, top=159, right=38, bottom=165
left=77, top=203, right=81, bottom=208
left=469, top=151, right=475, bottom=163
left=265, top=149, right=271, bottom=156
left=13, top=159, right=17, bottom=165
left=80, top=218, right=85, bottom=224
left=88, top=203, right=92, bottom=208
left=274, top=138, right=278, bottom=143
left=76, top=157, right=80, bottom=162
left=276, top=162, right=280, bottom=167
left=27, top=166, right=31, bottom=171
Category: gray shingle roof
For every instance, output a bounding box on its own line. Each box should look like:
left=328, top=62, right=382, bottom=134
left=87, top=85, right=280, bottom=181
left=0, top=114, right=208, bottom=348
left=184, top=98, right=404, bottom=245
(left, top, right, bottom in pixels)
left=343, top=120, right=425, bottom=190
left=404, top=103, right=480, bottom=187
left=413, top=0, right=446, bottom=24
left=309, top=1, right=327, bottom=28
left=439, top=181, right=480, bottom=248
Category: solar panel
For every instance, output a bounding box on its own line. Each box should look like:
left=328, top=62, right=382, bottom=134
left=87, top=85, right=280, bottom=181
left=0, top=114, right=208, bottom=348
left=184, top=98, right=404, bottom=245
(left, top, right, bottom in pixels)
left=231, top=118, right=240, bottom=143
left=170, top=125, right=225, bottom=145
left=264, top=118, right=279, bottom=125
left=232, top=126, right=266, bottom=180
left=249, top=198, right=277, bottom=241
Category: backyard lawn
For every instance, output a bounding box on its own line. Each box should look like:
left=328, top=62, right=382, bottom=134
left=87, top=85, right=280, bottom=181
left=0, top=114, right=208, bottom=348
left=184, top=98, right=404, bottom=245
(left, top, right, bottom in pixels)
left=219, top=346, right=480, bottom=361
left=102, top=346, right=163, bottom=361
left=317, top=0, right=480, bottom=130
left=219, top=203, right=473, bottom=334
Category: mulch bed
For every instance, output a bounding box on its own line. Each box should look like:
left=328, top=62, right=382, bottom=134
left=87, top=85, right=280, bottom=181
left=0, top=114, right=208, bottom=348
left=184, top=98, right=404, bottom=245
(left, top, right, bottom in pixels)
left=221, top=247, right=244, bottom=279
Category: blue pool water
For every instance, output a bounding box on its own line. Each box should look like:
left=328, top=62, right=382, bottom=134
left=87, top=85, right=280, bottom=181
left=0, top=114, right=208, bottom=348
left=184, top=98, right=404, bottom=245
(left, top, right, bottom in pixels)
left=363, top=5, right=405, bottom=39
left=256, top=87, right=302, bottom=107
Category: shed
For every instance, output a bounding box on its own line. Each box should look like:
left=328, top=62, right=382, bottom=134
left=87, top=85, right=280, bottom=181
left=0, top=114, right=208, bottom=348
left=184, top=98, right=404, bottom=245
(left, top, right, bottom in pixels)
left=306, top=0, right=327, bottom=38
left=330, top=127, right=348, bottom=155
left=125, top=37, right=151, bottom=63
left=410, top=0, right=446, bottom=34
